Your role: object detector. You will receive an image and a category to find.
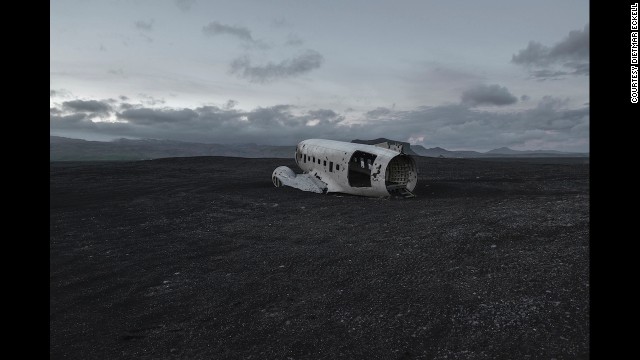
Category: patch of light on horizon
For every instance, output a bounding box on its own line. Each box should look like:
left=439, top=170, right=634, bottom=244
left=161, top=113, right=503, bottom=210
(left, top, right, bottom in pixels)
left=339, top=112, right=369, bottom=125
left=91, top=113, right=128, bottom=123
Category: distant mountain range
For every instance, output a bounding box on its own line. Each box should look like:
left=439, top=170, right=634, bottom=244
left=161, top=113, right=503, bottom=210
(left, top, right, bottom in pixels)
left=411, top=145, right=588, bottom=158
left=50, top=136, right=295, bottom=161
left=50, top=136, right=588, bottom=161
left=353, top=138, right=587, bottom=158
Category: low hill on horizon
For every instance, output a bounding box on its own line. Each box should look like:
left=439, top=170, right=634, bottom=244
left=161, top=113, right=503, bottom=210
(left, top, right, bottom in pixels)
left=50, top=136, right=588, bottom=161
left=351, top=137, right=587, bottom=158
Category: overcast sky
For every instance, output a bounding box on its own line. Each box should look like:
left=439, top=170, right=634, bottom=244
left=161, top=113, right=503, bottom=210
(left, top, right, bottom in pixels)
left=50, top=0, right=589, bottom=152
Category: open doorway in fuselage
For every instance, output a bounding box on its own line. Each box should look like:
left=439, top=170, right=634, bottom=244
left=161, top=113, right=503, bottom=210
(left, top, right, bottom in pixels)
left=348, top=150, right=377, bottom=187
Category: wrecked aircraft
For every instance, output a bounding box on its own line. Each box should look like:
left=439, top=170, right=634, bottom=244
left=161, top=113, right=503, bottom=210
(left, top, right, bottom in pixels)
left=272, top=139, right=418, bottom=198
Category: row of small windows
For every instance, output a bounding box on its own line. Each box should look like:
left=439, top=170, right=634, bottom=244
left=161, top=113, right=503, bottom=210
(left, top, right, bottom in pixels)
left=299, top=152, right=339, bottom=171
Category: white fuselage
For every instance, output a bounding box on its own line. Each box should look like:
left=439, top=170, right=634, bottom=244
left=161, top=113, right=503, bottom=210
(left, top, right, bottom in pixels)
left=292, top=139, right=418, bottom=197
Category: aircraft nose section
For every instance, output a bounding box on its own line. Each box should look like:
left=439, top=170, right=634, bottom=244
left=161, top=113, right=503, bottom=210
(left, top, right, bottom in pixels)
left=272, top=166, right=296, bottom=187
left=272, top=166, right=327, bottom=193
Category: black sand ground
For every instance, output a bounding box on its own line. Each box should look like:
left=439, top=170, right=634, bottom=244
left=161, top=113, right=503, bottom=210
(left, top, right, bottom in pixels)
left=50, top=156, right=589, bottom=359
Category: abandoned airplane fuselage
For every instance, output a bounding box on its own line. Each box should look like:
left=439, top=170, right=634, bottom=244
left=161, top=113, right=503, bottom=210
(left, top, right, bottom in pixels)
left=272, top=139, right=418, bottom=197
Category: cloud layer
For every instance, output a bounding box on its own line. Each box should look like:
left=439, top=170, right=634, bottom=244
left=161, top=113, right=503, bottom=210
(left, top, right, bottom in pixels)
left=512, top=24, right=589, bottom=79
left=202, top=22, right=254, bottom=42
left=200, top=21, right=322, bottom=82
left=50, top=95, right=589, bottom=152
left=63, top=100, right=112, bottom=114
left=461, top=84, right=518, bottom=106
left=174, top=0, right=195, bottom=11
left=134, top=19, right=154, bottom=31
left=230, top=50, right=324, bottom=83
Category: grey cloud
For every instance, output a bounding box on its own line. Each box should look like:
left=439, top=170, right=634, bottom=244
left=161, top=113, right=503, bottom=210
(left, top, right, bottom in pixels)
left=51, top=101, right=348, bottom=145
left=138, top=93, right=166, bottom=106
left=530, top=69, right=568, bottom=80
left=119, top=108, right=199, bottom=125
left=246, top=105, right=295, bottom=126
left=548, top=25, right=589, bottom=60
left=521, top=97, right=587, bottom=133
left=512, top=41, right=549, bottom=66
left=63, top=100, right=112, bottom=114
left=175, top=0, right=196, bottom=11
left=195, top=105, right=245, bottom=126
left=223, top=99, right=238, bottom=110
left=410, top=65, right=485, bottom=84
left=119, top=103, right=139, bottom=111
left=361, top=100, right=588, bottom=151
left=50, top=89, right=72, bottom=98
left=202, top=22, right=254, bottom=42
left=529, top=66, right=588, bottom=81
left=366, top=107, right=393, bottom=118
left=512, top=25, right=589, bottom=65
left=54, top=113, right=87, bottom=123
left=305, top=109, right=344, bottom=125
left=308, top=109, right=339, bottom=119
left=230, top=50, right=324, bottom=83
left=50, top=113, right=92, bottom=130
left=285, top=34, right=304, bottom=46
left=520, top=95, right=530, bottom=102
left=512, top=24, right=589, bottom=79
left=50, top=96, right=588, bottom=152
left=135, top=19, right=154, bottom=31
left=271, top=17, right=290, bottom=28
left=535, top=96, right=570, bottom=111
left=566, top=62, right=589, bottom=75
left=461, top=84, right=518, bottom=106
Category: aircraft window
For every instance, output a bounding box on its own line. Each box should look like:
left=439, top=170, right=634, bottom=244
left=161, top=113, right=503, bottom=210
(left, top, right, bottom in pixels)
left=313, top=156, right=315, bottom=162
left=304, top=154, right=307, bottom=163
left=324, top=160, right=327, bottom=166
left=336, top=164, right=340, bottom=170
left=329, top=161, right=333, bottom=172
